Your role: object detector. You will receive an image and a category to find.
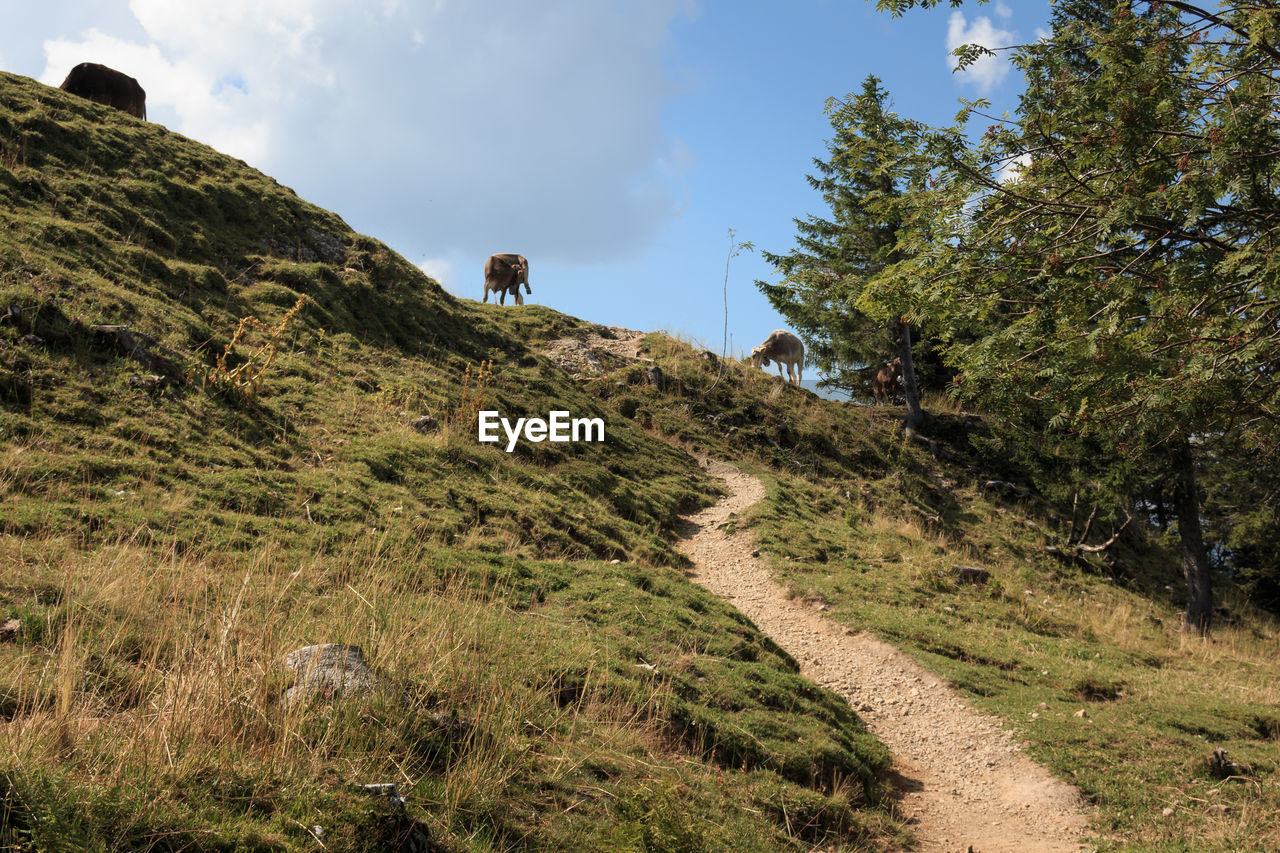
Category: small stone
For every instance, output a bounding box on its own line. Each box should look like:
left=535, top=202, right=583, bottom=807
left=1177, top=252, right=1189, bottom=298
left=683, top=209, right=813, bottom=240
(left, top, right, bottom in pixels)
left=410, top=415, right=439, bottom=434
left=954, top=565, right=991, bottom=585
left=127, top=373, right=168, bottom=392
left=1074, top=709, right=1089, bottom=718
left=0, top=618, right=19, bottom=641
left=1161, top=807, right=1175, bottom=818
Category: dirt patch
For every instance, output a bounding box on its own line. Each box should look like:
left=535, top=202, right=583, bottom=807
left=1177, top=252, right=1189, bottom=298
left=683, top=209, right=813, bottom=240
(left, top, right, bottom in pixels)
left=677, top=459, right=1094, bottom=853
left=541, top=327, right=652, bottom=376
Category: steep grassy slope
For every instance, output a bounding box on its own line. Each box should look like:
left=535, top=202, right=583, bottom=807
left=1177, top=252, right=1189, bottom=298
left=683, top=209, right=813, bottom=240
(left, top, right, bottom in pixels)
left=0, top=71, right=897, bottom=851
left=0, top=70, right=706, bottom=568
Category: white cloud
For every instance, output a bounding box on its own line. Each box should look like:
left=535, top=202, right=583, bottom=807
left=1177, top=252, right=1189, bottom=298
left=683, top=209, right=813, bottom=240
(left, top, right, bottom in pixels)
left=997, top=151, right=1031, bottom=184
left=41, top=29, right=272, bottom=163
left=37, top=0, right=696, bottom=265
left=946, top=11, right=1015, bottom=93
left=995, top=2, right=1013, bottom=19
left=416, top=256, right=457, bottom=294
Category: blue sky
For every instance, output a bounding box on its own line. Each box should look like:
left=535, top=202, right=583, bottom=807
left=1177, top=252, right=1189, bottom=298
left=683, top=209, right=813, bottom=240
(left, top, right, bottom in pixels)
left=3, top=1, right=1050, bottom=372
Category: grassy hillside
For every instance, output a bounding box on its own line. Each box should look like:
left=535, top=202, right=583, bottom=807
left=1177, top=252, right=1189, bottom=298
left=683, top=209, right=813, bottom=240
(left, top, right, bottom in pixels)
left=611, top=338, right=1280, bottom=851
left=1, top=67, right=1277, bottom=853
left=0, top=71, right=896, bottom=851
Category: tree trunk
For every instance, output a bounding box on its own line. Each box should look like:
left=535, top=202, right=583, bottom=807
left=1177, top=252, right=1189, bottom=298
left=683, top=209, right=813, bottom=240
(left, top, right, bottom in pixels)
left=1172, top=442, right=1213, bottom=634
left=896, top=320, right=925, bottom=431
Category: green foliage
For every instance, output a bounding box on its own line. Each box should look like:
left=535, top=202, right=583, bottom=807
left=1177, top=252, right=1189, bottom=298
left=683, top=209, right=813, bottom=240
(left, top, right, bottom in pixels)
left=608, top=784, right=712, bottom=852
left=861, top=1, right=1280, bottom=631
left=756, top=75, right=933, bottom=420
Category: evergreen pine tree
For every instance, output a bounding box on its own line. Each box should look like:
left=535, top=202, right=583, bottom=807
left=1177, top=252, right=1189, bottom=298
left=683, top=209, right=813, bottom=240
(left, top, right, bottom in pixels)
left=758, top=75, right=931, bottom=429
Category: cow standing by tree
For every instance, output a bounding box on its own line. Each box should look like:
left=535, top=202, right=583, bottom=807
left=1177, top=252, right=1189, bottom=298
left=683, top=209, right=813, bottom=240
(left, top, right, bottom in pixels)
left=749, top=330, right=805, bottom=385
left=872, top=358, right=902, bottom=406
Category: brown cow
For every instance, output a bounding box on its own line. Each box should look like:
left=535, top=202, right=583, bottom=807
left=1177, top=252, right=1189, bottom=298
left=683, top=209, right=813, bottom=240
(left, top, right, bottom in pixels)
left=872, top=357, right=902, bottom=405
left=483, top=253, right=530, bottom=305
left=750, top=329, right=804, bottom=385
left=59, top=62, right=147, bottom=120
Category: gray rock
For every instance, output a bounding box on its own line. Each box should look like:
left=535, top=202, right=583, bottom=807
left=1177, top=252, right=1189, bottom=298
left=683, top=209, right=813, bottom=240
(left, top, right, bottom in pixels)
left=284, top=644, right=376, bottom=705
left=983, top=479, right=1029, bottom=499
left=127, top=373, right=169, bottom=393
left=954, top=566, right=992, bottom=585
left=410, top=414, right=439, bottom=434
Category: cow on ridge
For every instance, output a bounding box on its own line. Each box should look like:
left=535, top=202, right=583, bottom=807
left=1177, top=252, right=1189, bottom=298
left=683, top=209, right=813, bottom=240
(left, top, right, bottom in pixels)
left=59, top=63, right=147, bottom=120
left=750, top=330, right=804, bottom=386
left=483, top=254, right=531, bottom=305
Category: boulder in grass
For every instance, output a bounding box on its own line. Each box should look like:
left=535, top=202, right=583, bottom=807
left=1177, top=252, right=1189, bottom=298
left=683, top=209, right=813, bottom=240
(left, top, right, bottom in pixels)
left=284, top=643, right=376, bottom=706
left=954, top=566, right=992, bottom=585
left=410, top=414, right=439, bottom=434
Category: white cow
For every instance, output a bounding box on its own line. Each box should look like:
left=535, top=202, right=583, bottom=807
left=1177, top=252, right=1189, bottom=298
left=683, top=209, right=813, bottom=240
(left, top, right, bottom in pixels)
left=750, top=330, right=804, bottom=386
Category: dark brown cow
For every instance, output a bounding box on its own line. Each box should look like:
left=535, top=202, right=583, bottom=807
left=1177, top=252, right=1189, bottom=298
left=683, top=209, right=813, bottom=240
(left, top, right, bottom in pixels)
left=483, top=253, right=530, bottom=305
left=872, top=357, right=902, bottom=406
left=59, top=63, right=147, bottom=120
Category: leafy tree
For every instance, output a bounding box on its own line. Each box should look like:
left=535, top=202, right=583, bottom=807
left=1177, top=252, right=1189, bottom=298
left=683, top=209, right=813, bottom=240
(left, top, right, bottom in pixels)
left=757, top=75, right=933, bottom=430
left=872, top=0, right=1280, bottom=633
left=1199, top=430, right=1280, bottom=612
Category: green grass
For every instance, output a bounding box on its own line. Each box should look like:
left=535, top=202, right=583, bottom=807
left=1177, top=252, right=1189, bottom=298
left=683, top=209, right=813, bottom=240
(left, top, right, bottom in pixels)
left=742, top=430, right=1280, bottom=849
left=588, top=333, right=1280, bottom=850
left=0, top=70, right=902, bottom=850
left=0, top=532, right=902, bottom=851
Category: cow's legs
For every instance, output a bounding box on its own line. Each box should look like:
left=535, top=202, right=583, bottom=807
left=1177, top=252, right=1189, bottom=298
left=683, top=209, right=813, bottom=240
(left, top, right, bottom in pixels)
left=514, top=289, right=524, bottom=305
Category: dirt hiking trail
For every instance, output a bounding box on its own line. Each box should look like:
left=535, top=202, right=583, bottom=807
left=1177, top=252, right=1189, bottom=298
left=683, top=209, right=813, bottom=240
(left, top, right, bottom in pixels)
left=676, top=458, right=1094, bottom=853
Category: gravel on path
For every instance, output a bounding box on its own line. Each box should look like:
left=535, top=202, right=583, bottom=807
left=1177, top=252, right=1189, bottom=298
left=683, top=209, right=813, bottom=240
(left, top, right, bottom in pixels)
left=677, top=459, right=1094, bottom=853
